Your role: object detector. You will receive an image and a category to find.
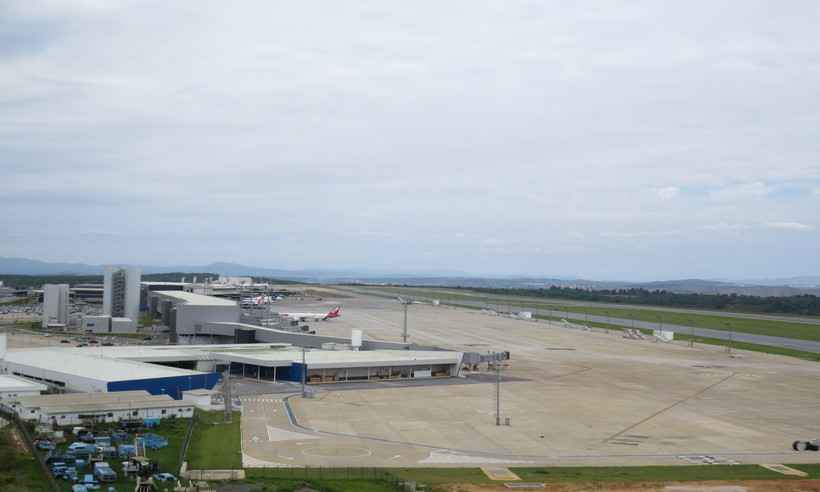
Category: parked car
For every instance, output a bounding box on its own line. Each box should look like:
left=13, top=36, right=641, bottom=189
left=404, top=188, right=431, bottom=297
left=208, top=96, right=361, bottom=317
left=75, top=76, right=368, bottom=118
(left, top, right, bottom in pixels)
left=153, top=472, right=176, bottom=482
left=79, top=474, right=100, bottom=490
left=35, top=439, right=55, bottom=450
left=76, top=343, right=88, bottom=348
left=46, top=455, right=75, bottom=466
left=93, top=462, right=117, bottom=482
left=111, top=431, right=128, bottom=442
left=94, top=436, right=112, bottom=447
left=61, top=339, right=71, bottom=343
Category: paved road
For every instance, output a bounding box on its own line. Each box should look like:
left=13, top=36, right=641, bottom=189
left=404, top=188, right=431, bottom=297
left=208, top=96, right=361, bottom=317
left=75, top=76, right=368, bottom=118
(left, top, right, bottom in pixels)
left=450, top=297, right=820, bottom=353
left=538, top=308, right=820, bottom=354
left=522, top=298, right=820, bottom=326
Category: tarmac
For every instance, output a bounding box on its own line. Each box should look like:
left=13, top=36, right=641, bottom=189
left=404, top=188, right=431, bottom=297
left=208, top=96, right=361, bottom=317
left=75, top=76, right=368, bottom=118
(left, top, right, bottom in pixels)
left=238, top=291, right=820, bottom=467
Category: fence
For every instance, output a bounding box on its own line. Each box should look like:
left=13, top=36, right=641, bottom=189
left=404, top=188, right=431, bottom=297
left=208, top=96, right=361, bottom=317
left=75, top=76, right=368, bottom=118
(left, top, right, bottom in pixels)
left=245, top=467, right=408, bottom=490
left=177, top=411, right=197, bottom=474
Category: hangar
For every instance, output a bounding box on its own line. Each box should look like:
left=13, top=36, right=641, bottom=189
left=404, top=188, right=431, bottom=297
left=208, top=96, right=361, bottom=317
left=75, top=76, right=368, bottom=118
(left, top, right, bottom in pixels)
left=0, top=347, right=219, bottom=399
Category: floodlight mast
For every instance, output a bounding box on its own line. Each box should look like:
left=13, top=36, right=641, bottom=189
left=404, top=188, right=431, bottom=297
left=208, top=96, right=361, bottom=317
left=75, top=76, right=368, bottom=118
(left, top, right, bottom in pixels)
left=495, top=359, right=501, bottom=426
left=397, top=297, right=411, bottom=344
left=224, top=361, right=232, bottom=423
left=301, top=347, right=307, bottom=398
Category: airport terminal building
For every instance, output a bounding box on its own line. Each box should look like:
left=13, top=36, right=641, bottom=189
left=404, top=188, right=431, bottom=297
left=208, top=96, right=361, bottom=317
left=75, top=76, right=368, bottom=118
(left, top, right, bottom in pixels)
left=1, top=343, right=464, bottom=397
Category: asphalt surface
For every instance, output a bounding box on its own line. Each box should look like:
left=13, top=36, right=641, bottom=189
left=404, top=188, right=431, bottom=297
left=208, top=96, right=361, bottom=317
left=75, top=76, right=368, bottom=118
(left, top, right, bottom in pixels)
left=467, top=301, right=820, bottom=353
left=343, top=285, right=820, bottom=326
left=539, top=309, right=820, bottom=353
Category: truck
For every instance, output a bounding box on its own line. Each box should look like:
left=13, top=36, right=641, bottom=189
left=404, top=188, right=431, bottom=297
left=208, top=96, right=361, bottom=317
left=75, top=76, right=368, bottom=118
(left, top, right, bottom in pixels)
left=93, top=462, right=117, bottom=483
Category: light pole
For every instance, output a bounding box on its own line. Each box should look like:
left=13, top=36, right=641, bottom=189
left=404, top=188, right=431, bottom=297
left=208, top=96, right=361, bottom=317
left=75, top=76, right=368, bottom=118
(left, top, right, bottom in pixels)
left=689, top=319, right=695, bottom=348
left=397, top=297, right=412, bottom=344
left=403, top=302, right=408, bottom=344
left=301, top=347, right=307, bottom=398
left=495, top=356, right=502, bottom=426
left=223, top=362, right=232, bottom=423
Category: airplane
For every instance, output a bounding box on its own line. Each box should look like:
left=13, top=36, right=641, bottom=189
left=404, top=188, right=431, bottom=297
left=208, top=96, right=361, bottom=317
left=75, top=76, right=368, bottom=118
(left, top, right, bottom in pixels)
left=277, top=306, right=341, bottom=322
left=240, top=295, right=282, bottom=307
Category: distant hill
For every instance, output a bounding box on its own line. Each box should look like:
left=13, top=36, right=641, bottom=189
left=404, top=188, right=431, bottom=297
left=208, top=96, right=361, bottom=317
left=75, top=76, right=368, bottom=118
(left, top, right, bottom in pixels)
left=742, top=276, right=820, bottom=288
left=1, top=256, right=818, bottom=297
left=0, top=257, right=102, bottom=275
left=361, top=276, right=820, bottom=297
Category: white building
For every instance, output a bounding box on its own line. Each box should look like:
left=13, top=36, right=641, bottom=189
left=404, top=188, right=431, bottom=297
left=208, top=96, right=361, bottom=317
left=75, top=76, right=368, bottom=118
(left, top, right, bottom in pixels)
left=15, top=390, right=194, bottom=425
left=0, top=374, right=47, bottom=412
left=42, top=284, right=70, bottom=328
left=148, top=291, right=239, bottom=343
left=81, top=315, right=138, bottom=334
left=218, top=276, right=253, bottom=286
left=103, top=266, right=141, bottom=322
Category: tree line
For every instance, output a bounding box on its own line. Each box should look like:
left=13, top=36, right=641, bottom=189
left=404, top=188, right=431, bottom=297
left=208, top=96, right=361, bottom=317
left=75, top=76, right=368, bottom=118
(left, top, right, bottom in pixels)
left=443, top=286, right=820, bottom=316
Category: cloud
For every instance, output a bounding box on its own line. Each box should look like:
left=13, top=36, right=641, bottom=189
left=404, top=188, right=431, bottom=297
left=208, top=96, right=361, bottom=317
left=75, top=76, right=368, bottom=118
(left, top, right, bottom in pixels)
left=763, top=222, right=815, bottom=232
left=0, top=1, right=819, bottom=279
left=701, top=223, right=752, bottom=231
left=655, top=186, right=680, bottom=200
left=709, top=181, right=771, bottom=202
left=600, top=230, right=681, bottom=239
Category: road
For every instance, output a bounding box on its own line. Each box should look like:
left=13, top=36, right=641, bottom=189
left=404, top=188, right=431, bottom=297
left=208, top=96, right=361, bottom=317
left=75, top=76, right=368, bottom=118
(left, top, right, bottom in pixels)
left=538, top=308, right=820, bottom=354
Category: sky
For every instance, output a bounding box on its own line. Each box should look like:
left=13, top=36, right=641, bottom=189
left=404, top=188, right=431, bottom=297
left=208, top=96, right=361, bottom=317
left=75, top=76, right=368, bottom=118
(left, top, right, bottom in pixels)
left=1, top=1, right=819, bottom=281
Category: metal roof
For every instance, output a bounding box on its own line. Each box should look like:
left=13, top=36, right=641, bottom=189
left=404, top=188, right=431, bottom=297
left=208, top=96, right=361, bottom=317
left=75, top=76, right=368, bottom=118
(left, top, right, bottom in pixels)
left=0, top=374, right=47, bottom=393
left=2, top=348, right=209, bottom=382
left=210, top=348, right=462, bottom=369
left=17, top=391, right=191, bottom=413
left=153, top=291, right=237, bottom=307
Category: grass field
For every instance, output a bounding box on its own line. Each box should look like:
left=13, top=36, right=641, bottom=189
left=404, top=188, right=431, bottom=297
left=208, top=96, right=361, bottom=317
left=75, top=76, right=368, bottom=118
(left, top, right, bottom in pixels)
left=246, top=469, right=402, bottom=491
left=0, top=426, right=51, bottom=492
left=246, top=465, right=820, bottom=490
left=512, top=464, right=818, bottom=482
left=187, top=410, right=242, bottom=469
left=357, top=286, right=820, bottom=342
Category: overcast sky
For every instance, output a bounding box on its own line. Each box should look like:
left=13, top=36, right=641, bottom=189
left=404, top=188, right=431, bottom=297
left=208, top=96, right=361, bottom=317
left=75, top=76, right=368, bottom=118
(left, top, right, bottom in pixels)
left=1, top=1, right=819, bottom=280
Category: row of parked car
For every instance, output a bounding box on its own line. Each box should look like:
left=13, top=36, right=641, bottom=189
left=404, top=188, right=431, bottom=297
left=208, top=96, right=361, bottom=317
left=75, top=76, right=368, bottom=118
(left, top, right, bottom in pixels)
left=40, top=424, right=176, bottom=489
